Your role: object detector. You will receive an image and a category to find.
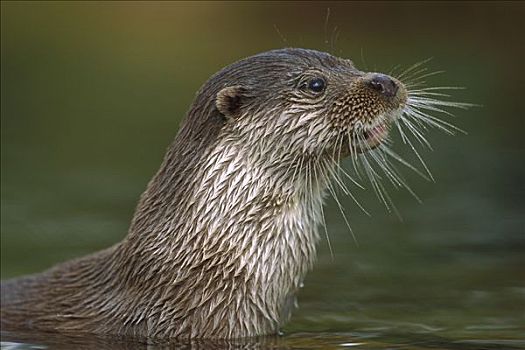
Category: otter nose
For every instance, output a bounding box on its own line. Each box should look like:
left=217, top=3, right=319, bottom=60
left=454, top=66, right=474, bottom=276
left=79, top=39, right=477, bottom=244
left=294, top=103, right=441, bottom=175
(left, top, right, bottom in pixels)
left=366, top=74, right=399, bottom=98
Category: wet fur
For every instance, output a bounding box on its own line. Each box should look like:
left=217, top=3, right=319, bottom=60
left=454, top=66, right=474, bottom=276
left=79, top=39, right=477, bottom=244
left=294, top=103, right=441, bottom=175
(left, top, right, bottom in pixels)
left=1, top=48, right=456, bottom=339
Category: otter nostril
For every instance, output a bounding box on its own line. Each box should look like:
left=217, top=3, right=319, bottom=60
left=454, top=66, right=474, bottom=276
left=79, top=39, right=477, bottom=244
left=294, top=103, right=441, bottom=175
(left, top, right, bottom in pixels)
left=367, top=74, right=398, bottom=98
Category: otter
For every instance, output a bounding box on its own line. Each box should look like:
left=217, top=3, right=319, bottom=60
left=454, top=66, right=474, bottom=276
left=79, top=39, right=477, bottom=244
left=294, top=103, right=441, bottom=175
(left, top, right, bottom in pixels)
left=1, top=48, right=453, bottom=339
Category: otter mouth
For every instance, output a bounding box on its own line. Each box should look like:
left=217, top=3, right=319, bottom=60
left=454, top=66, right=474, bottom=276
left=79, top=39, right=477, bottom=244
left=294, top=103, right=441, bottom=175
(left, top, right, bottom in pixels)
left=352, top=104, right=407, bottom=154
left=361, top=123, right=389, bottom=149
left=350, top=121, right=391, bottom=154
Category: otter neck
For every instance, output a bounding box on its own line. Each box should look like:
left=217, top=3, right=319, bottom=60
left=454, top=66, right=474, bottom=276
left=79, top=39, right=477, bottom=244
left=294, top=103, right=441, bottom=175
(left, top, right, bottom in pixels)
left=119, top=132, right=330, bottom=334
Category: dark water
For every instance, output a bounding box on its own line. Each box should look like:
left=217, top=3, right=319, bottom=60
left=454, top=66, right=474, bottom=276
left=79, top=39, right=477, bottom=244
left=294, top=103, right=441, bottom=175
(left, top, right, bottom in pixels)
left=1, top=2, right=524, bottom=349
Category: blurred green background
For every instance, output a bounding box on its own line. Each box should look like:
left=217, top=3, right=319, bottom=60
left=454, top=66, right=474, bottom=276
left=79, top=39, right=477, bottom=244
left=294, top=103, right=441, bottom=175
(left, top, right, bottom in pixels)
left=1, top=1, right=524, bottom=349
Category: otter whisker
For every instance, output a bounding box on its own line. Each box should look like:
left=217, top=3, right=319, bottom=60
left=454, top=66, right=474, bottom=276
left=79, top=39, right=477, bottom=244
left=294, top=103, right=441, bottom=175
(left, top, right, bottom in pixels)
left=346, top=131, right=364, bottom=180
left=329, top=164, right=352, bottom=195
left=370, top=146, right=406, bottom=187
left=333, top=130, right=346, bottom=164
left=329, top=130, right=377, bottom=217
left=325, top=175, right=358, bottom=245
left=403, top=70, right=445, bottom=88
left=361, top=148, right=402, bottom=218
left=331, top=134, right=364, bottom=194
left=329, top=135, right=358, bottom=196
left=374, top=146, right=423, bottom=203
left=318, top=132, right=363, bottom=243
left=404, top=118, right=432, bottom=145
left=400, top=117, right=434, bottom=149
left=332, top=156, right=365, bottom=190
left=407, top=94, right=473, bottom=108
left=401, top=111, right=431, bottom=133
left=327, top=156, right=371, bottom=216
left=408, top=86, right=467, bottom=92
left=309, top=157, right=335, bottom=259
left=404, top=106, right=466, bottom=135
left=388, top=63, right=402, bottom=77
left=408, top=98, right=462, bottom=118
left=395, top=120, right=411, bottom=145
left=393, top=123, right=435, bottom=182
left=408, top=91, right=452, bottom=98
left=408, top=86, right=467, bottom=97
left=396, top=57, right=433, bottom=80
left=368, top=147, right=402, bottom=188
left=401, top=65, right=430, bottom=79
left=355, top=133, right=392, bottom=211
left=313, top=155, right=334, bottom=260
left=367, top=147, right=400, bottom=187
left=331, top=133, right=356, bottom=192
left=312, top=132, right=358, bottom=221
left=403, top=68, right=443, bottom=87
left=319, top=201, right=334, bottom=260
left=321, top=139, right=350, bottom=196
left=375, top=176, right=402, bottom=219
left=380, top=145, right=431, bottom=182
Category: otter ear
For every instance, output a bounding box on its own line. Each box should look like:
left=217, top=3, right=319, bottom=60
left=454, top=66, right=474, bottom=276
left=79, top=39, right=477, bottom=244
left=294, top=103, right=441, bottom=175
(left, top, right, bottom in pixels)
left=216, top=86, right=246, bottom=118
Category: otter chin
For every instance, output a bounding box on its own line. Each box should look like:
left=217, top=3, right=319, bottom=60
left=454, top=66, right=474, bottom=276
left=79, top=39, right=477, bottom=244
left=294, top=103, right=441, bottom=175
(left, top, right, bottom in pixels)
left=1, top=48, right=432, bottom=339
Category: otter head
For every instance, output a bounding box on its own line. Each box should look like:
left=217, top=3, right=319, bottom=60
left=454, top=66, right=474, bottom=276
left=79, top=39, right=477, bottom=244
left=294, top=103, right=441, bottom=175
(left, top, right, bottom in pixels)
left=202, top=48, right=407, bottom=161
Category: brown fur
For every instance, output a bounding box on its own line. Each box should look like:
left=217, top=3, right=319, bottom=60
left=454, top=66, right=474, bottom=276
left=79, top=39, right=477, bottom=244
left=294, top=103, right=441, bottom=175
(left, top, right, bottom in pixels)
left=1, top=48, right=405, bottom=339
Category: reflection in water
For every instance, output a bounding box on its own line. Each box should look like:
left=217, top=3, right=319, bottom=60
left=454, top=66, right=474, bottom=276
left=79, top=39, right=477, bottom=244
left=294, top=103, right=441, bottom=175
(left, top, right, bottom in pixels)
left=2, top=330, right=285, bottom=350
left=2, top=330, right=524, bottom=350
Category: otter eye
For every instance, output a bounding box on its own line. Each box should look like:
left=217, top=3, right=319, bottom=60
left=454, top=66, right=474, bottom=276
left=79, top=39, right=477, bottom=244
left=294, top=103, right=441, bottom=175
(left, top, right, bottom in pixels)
left=308, top=78, right=326, bottom=93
